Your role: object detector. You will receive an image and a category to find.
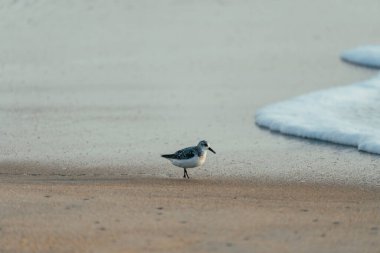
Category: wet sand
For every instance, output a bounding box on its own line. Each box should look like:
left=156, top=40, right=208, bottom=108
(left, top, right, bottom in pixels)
left=1, top=0, right=380, bottom=185
left=0, top=176, right=379, bottom=253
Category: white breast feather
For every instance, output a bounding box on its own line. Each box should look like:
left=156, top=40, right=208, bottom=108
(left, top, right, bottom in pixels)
left=171, top=153, right=207, bottom=168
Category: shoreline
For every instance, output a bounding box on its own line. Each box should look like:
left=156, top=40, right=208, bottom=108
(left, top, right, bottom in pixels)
left=0, top=158, right=380, bottom=189
left=1, top=161, right=380, bottom=189
left=1, top=174, right=380, bottom=190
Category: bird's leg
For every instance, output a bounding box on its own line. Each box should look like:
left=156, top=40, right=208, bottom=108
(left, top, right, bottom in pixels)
left=185, top=169, right=190, bottom=179
left=183, top=168, right=186, bottom=179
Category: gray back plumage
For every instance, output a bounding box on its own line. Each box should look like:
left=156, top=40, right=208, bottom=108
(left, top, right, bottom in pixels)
left=162, top=145, right=203, bottom=160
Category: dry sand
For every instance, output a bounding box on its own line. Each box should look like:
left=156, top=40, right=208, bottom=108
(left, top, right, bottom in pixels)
left=0, top=176, right=379, bottom=253
left=1, top=0, right=380, bottom=252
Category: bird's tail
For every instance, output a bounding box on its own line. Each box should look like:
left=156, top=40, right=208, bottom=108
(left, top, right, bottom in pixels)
left=161, top=154, right=175, bottom=159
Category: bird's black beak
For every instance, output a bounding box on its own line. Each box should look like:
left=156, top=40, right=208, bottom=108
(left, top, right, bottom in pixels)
left=208, top=147, right=216, bottom=154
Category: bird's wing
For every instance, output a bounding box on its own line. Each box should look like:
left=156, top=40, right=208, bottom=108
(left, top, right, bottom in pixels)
left=173, top=147, right=196, bottom=160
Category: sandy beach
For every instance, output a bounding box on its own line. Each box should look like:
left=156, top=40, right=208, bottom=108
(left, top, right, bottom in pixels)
left=0, top=176, right=379, bottom=253
left=1, top=0, right=380, bottom=252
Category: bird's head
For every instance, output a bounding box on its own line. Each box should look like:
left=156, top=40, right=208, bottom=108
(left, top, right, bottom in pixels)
left=198, top=140, right=216, bottom=154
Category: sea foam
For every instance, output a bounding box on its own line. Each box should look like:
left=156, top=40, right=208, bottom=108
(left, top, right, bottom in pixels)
left=341, top=45, right=380, bottom=68
left=256, top=46, right=380, bottom=155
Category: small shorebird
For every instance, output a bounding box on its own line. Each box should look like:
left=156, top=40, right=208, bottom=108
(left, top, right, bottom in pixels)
left=161, top=140, right=216, bottom=179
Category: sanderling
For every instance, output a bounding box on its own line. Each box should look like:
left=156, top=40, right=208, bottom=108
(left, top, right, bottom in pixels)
left=161, top=140, right=216, bottom=179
